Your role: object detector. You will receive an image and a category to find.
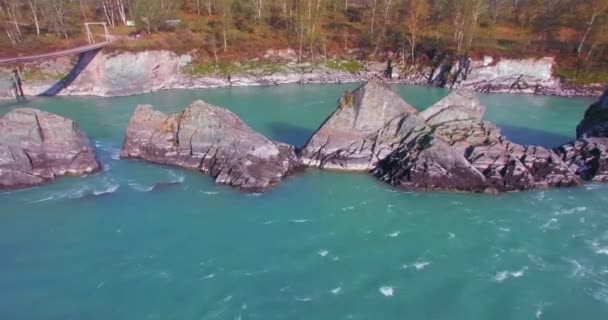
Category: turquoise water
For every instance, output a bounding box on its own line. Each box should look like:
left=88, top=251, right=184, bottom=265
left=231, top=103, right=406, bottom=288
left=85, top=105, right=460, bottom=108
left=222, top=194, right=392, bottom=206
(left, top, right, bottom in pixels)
left=1, top=85, right=607, bottom=320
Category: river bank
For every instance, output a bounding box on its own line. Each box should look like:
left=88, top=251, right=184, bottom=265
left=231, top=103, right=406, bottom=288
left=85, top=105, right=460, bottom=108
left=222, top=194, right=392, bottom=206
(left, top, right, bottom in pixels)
left=0, top=49, right=604, bottom=100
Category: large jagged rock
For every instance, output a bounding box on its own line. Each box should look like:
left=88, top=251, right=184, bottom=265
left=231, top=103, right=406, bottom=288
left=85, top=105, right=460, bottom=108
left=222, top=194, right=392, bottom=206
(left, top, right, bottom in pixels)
left=576, top=89, right=608, bottom=138
left=371, top=88, right=581, bottom=192
left=554, top=91, right=608, bottom=182
left=121, top=101, right=300, bottom=192
left=0, top=108, right=100, bottom=190
left=299, top=81, right=418, bottom=171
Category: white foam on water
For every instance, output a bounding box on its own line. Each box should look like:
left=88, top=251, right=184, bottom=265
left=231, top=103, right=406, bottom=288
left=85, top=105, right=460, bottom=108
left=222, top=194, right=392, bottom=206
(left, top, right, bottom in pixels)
left=247, top=193, right=263, bottom=197
left=386, top=231, right=400, bottom=238
left=341, top=206, right=355, bottom=212
left=492, top=267, right=528, bottom=282
left=448, top=232, right=456, bottom=239
left=263, top=220, right=274, bottom=225
left=295, top=297, right=312, bottom=302
left=202, top=191, right=219, bottom=195
left=593, top=288, right=608, bottom=304
left=403, top=261, right=431, bottom=270
left=168, top=170, right=185, bottom=183
left=330, top=287, right=342, bottom=295
left=498, top=227, right=511, bottom=232
left=555, top=206, right=587, bottom=216
left=200, top=273, right=215, bottom=280
left=540, top=218, right=558, bottom=231
left=536, top=305, right=543, bottom=319
left=379, top=286, right=394, bottom=297
left=128, top=182, right=154, bottom=192
left=318, top=250, right=329, bottom=257
left=93, top=183, right=119, bottom=196
left=223, top=295, right=233, bottom=302
left=414, top=261, right=431, bottom=270
left=290, top=219, right=308, bottom=223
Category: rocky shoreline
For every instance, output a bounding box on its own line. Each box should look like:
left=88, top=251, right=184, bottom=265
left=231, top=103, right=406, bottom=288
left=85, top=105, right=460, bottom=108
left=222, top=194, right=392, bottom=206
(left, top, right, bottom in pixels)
left=0, top=50, right=604, bottom=100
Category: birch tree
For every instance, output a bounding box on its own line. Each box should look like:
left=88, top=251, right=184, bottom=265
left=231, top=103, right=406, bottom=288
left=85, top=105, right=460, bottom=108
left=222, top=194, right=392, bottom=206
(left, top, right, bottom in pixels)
left=404, top=0, right=429, bottom=62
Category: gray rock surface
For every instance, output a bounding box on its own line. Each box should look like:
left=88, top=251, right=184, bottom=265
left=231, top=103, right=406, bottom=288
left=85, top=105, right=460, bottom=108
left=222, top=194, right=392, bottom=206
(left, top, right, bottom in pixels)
left=555, top=90, right=608, bottom=182
left=576, top=89, right=608, bottom=138
left=0, top=108, right=100, bottom=190
left=121, top=101, right=300, bottom=192
left=373, top=90, right=580, bottom=192
left=556, top=138, right=608, bottom=182
left=299, top=81, right=418, bottom=170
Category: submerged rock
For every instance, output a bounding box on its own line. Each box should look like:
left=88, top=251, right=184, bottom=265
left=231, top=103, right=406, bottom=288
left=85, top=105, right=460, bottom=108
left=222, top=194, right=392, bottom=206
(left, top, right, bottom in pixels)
left=300, top=81, right=418, bottom=171
left=121, top=101, right=300, bottom=192
left=0, top=108, right=100, bottom=190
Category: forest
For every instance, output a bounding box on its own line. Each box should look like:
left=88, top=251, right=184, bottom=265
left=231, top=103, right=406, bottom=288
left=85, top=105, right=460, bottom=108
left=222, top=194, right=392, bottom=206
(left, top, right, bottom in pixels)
left=1, top=0, right=607, bottom=84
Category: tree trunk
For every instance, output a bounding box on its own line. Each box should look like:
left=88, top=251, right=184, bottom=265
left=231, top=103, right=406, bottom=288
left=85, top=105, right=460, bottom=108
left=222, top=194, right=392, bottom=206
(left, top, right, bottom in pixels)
left=577, top=14, right=596, bottom=55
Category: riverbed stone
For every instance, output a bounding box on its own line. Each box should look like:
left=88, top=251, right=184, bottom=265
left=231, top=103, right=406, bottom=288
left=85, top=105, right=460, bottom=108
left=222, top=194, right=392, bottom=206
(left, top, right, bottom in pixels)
left=121, top=100, right=300, bottom=192
left=0, top=108, right=100, bottom=190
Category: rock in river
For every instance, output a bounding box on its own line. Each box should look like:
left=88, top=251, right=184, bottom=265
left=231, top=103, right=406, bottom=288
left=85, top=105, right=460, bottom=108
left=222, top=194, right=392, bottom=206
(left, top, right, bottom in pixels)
left=0, top=108, right=100, bottom=190
left=576, top=89, right=608, bottom=139
left=121, top=100, right=300, bottom=192
left=300, top=81, right=418, bottom=171
left=301, top=84, right=582, bottom=192
left=556, top=90, right=608, bottom=182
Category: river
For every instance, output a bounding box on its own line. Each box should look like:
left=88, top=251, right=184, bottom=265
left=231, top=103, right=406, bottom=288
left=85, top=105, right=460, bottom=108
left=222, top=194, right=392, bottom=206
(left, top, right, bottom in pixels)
left=1, top=84, right=606, bottom=319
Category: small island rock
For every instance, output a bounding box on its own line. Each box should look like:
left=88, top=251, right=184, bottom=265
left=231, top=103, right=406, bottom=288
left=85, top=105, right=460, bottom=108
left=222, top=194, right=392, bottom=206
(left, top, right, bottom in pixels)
left=0, top=108, right=100, bottom=190
left=300, top=81, right=418, bottom=171
left=121, top=100, right=300, bottom=192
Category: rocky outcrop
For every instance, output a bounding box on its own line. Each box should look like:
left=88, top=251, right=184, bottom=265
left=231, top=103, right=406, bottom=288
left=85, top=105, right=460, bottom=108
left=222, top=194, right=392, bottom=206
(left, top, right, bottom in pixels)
left=555, top=90, right=608, bottom=182
left=373, top=90, right=580, bottom=192
left=0, top=108, right=100, bottom=190
left=1, top=50, right=603, bottom=100
left=556, top=138, right=608, bottom=182
left=299, top=81, right=418, bottom=170
left=121, top=101, right=300, bottom=192
left=301, top=82, right=582, bottom=192
left=576, top=89, right=608, bottom=138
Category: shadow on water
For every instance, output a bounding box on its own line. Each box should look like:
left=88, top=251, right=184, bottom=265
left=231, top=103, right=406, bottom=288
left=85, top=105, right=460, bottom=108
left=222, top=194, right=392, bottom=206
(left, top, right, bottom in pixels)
left=40, top=48, right=102, bottom=97
left=267, top=122, right=316, bottom=148
left=498, top=125, right=573, bottom=148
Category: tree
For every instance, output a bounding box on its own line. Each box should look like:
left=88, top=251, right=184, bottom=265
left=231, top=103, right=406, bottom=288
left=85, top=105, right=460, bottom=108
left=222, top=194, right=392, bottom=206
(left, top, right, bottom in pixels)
left=576, top=0, right=608, bottom=55
left=451, top=0, right=486, bottom=53
left=404, top=0, right=429, bottom=62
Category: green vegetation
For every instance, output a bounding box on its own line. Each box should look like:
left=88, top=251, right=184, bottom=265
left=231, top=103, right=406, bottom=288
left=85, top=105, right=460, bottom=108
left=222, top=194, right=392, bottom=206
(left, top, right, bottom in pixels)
left=1, top=0, right=607, bottom=85
left=325, top=60, right=363, bottom=74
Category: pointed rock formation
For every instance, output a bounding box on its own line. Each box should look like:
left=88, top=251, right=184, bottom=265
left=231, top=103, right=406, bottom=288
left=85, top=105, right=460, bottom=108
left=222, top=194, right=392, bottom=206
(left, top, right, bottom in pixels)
left=0, top=108, right=100, bottom=190
left=121, top=100, right=300, bottom=192
left=297, top=84, right=581, bottom=192
left=300, top=81, right=418, bottom=171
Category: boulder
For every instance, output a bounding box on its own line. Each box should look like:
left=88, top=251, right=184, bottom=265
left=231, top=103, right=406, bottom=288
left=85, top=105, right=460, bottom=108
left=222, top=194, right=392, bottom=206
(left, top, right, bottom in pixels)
left=0, top=108, right=100, bottom=190
left=372, top=89, right=581, bottom=192
left=300, top=81, right=418, bottom=171
left=121, top=101, right=300, bottom=192
left=576, top=89, right=608, bottom=138
left=551, top=90, right=608, bottom=183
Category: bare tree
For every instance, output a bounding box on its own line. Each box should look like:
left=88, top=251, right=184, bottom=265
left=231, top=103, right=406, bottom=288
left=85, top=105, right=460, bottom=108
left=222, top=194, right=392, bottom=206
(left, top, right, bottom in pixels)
left=577, top=0, right=608, bottom=55
left=405, top=0, right=429, bottom=62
